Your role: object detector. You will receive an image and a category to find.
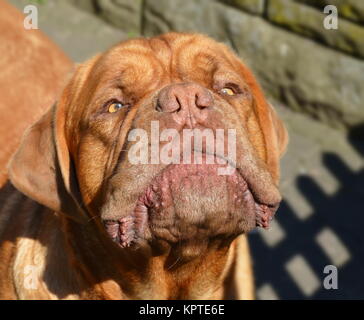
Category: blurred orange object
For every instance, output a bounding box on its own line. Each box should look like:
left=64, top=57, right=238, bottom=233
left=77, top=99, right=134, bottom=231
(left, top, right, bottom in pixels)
left=0, top=0, right=73, bottom=186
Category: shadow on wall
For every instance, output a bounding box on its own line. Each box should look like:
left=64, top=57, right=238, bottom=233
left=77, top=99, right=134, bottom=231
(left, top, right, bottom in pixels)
left=250, top=125, right=364, bottom=299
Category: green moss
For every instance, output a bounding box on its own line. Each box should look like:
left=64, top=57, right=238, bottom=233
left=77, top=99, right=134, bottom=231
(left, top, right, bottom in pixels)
left=267, top=0, right=364, bottom=58
left=30, top=0, right=46, bottom=4
left=340, top=4, right=358, bottom=21
left=223, top=0, right=265, bottom=15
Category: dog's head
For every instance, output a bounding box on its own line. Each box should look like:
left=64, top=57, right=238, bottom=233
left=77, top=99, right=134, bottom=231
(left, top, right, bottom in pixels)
left=8, top=33, right=288, bottom=254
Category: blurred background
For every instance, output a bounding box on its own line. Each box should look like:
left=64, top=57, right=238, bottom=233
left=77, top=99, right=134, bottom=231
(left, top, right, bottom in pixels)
left=7, top=0, right=364, bottom=299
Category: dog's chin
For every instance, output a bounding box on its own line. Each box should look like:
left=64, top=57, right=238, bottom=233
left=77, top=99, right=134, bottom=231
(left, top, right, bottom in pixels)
left=102, top=160, right=279, bottom=249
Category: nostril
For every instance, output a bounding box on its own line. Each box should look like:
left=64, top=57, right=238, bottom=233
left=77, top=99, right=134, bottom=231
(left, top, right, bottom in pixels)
left=156, top=93, right=182, bottom=113
left=195, top=94, right=204, bottom=110
left=195, top=91, right=213, bottom=110
left=175, top=96, right=182, bottom=113
left=155, top=102, right=163, bottom=112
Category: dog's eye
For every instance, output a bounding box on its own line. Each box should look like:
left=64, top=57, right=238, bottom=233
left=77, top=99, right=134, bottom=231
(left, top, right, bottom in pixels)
left=108, top=102, right=125, bottom=113
left=220, top=87, right=236, bottom=96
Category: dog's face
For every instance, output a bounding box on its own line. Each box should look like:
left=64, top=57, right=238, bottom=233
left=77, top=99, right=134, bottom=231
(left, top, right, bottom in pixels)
left=9, top=33, right=288, bottom=252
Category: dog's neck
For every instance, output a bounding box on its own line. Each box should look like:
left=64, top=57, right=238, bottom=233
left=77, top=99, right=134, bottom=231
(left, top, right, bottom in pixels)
left=64, top=217, right=235, bottom=299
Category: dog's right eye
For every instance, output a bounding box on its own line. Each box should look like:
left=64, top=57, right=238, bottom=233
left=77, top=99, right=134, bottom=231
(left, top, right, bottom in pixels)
left=108, top=102, right=125, bottom=113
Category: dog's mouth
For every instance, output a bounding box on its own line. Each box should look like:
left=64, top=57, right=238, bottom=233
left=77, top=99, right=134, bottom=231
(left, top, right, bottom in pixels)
left=103, top=154, right=280, bottom=248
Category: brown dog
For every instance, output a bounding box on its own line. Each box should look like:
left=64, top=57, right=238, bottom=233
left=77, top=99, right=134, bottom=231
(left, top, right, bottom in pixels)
left=0, top=31, right=288, bottom=299
left=0, top=0, right=73, bottom=186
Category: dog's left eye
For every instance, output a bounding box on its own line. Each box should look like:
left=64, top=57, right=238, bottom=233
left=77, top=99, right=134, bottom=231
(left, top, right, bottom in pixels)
left=108, top=102, right=125, bottom=113
left=220, top=87, right=236, bottom=96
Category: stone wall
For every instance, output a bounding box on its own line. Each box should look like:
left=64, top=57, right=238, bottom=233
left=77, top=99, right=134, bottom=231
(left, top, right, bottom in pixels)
left=70, top=0, right=364, bottom=137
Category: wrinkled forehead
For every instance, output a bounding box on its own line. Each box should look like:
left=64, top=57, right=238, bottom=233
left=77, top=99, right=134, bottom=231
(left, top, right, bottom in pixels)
left=89, top=35, right=243, bottom=97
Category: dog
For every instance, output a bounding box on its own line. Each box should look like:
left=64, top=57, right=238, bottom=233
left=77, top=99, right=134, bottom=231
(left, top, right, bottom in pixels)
left=0, top=31, right=288, bottom=299
left=0, top=0, right=73, bottom=186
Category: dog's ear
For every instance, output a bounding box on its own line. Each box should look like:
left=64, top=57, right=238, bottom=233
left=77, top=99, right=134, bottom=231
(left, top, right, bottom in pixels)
left=8, top=56, right=100, bottom=219
left=8, top=102, right=86, bottom=221
left=267, top=102, right=288, bottom=158
left=8, top=107, right=59, bottom=211
left=234, top=60, right=288, bottom=183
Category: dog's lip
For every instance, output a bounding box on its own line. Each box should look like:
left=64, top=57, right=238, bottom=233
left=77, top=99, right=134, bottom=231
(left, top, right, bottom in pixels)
left=102, top=157, right=280, bottom=247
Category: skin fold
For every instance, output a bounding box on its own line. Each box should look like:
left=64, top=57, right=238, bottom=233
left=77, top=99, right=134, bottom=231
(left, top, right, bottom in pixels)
left=0, top=29, right=288, bottom=299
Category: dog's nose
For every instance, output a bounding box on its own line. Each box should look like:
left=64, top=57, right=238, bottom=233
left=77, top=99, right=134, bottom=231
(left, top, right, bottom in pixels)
left=156, top=82, right=213, bottom=126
